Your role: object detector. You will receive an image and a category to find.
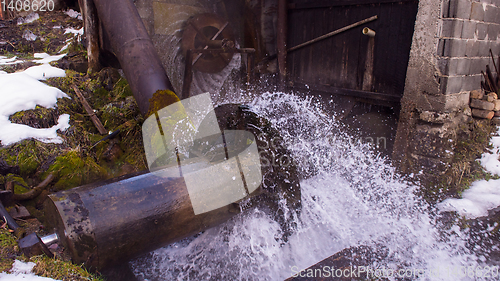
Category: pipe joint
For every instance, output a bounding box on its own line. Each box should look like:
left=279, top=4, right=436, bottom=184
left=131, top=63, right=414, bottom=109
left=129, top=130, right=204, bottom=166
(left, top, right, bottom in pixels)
left=362, top=27, right=376, bottom=37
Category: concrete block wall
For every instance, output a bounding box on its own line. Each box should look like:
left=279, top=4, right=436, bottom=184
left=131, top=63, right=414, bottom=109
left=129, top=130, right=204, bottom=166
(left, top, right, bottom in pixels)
left=393, top=0, right=500, bottom=177
left=438, top=0, right=500, bottom=94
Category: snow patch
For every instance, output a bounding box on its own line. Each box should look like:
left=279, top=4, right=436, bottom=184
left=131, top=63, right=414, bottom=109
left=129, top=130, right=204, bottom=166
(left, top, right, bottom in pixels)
left=479, top=130, right=500, bottom=175
left=64, top=27, right=83, bottom=36
left=439, top=127, right=500, bottom=218
left=0, top=56, right=24, bottom=65
left=0, top=64, right=70, bottom=145
left=33, top=53, right=67, bottom=64
left=0, top=260, right=61, bottom=281
left=23, top=30, right=37, bottom=41
left=64, top=9, right=82, bottom=20
left=439, top=179, right=500, bottom=219
left=23, top=64, right=66, bottom=80
left=17, top=13, right=40, bottom=25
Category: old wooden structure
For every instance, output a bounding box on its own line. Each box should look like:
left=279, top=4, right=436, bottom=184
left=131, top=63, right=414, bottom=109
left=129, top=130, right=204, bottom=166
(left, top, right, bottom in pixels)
left=284, top=0, right=419, bottom=107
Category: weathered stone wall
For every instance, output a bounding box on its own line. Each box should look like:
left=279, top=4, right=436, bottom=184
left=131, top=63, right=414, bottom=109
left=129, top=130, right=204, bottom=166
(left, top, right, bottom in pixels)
left=393, top=0, right=500, bottom=178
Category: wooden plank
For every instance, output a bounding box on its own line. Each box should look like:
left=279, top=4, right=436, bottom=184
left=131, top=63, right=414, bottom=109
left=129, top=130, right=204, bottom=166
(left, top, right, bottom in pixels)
left=292, top=82, right=401, bottom=103
left=289, top=0, right=418, bottom=10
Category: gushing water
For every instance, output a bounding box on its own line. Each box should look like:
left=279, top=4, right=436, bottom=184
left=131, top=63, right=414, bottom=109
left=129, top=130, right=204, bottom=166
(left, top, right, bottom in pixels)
left=131, top=92, right=489, bottom=280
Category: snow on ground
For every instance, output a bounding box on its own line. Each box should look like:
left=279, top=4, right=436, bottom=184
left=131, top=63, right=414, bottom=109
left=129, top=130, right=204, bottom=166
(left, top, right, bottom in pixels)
left=17, top=13, right=40, bottom=25
left=23, top=30, right=37, bottom=41
left=0, top=56, right=70, bottom=145
left=439, top=127, right=500, bottom=218
left=33, top=53, right=67, bottom=65
left=64, top=27, right=83, bottom=36
left=0, top=260, right=60, bottom=281
left=64, top=9, right=83, bottom=20
left=0, top=56, right=24, bottom=65
left=22, top=64, right=66, bottom=80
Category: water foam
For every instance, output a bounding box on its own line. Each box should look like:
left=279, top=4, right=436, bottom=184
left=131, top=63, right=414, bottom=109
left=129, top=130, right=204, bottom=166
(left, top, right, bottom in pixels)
left=131, top=92, right=487, bottom=280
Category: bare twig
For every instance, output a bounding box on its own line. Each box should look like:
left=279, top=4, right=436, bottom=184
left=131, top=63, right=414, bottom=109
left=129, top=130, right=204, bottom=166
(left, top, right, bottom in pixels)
left=72, top=85, right=108, bottom=135
left=490, top=49, right=499, bottom=76
left=12, top=173, right=55, bottom=201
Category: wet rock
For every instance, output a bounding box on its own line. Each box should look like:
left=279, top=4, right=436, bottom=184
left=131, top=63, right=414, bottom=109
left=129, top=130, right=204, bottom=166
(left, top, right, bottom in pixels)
left=8, top=205, right=31, bottom=220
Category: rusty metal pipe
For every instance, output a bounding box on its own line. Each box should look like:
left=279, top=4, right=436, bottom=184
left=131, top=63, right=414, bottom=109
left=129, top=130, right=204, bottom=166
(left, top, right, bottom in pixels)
left=92, top=0, right=176, bottom=116
left=44, top=172, right=239, bottom=270
left=43, top=104, right=301, bottom=271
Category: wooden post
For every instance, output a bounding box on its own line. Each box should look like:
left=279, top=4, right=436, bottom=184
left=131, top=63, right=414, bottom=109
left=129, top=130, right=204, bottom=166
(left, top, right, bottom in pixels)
left=362, top=36, right=375, bottom=91
left=181, top=49, right=193, bottom=100
left=79, top=0, right=101, bottom=73
left=277, top=0, right=288, bottom=90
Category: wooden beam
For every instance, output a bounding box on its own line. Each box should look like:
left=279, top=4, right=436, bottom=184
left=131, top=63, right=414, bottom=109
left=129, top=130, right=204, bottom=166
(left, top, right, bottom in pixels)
left=79, top=0, right=101, bottom=73
left=277, top=0, right=288, bottom=90
left=292, top=82, right=401, bottom=105
left=289, top=0, right=418, bottom=10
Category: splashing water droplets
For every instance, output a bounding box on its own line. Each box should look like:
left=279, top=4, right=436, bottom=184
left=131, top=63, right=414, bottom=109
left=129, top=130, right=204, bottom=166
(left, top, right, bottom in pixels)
left=131, top=92, right=484, bottom=280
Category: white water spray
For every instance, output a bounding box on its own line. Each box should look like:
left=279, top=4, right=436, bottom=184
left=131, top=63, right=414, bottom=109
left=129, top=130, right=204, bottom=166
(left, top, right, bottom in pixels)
left=131, top=92, right=491, bottom=280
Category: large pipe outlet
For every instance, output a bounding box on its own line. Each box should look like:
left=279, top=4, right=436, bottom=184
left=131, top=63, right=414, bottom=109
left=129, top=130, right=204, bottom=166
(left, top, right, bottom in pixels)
left=92, top=0, right=177, bottom=116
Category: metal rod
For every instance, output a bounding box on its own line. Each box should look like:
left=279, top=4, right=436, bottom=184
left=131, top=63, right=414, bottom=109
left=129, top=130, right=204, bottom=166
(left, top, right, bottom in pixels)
left=258, top=15, right=378, bottom=65
left=41, top=233, right=59, bottom=246
left=288, top=15, right=378, bottom=53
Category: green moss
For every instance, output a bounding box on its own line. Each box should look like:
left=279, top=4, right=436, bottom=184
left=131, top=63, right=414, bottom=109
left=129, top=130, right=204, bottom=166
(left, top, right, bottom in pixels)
left=4, top=140, right=61, bottom=178
left=92, top=87, right=111, bottom=109
left=110, top=78, right=133, bottom=99
left=5, top=174, right=30, bottom=194
left=44, top=150, right=108, bottom=191
left=31, top=256, right=105, bottom=281
left=0, top=228, right=18, bottom=272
